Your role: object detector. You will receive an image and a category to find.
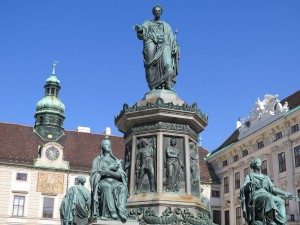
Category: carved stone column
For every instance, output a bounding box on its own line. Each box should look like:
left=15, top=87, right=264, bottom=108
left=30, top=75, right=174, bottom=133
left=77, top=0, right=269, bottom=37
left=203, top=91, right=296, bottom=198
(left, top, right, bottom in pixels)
left=115, top=90, right=209, bottom=223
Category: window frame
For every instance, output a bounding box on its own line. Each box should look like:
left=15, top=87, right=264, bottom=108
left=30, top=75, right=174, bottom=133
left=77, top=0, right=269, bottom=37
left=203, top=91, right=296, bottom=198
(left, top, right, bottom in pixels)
left=295, top=145, right=300, bottom=167
left=278, top=152, right=286, bottom=173
left=224, top=210, right=230, bottom=225
left=75, top=177, right=79, bottom=185
left=291, top=124, right=299, bottom=134
left=234, top=172, right=240, bottom=189
left=242, top=149, right=248, bottom=157
left=12, top=195, right=25, bottom=217
left=212, top=190, right=220, bottom=197
left=16, top=173, right=27, bottom=181
left=212, top=210, right=221, bottom=225
left=244, top=167, right=250, bottom=178
left=261, top=160, right=268, bottom=175
left=275, top=131, right=283, bottom=141
left=234, top=154, right=239, bottom=162
left=42, top=197, right=54, bottom=218
left=224, top=176, right=229, bottom=193
left=236, top=207, right=242, bottom=225
left=257, top=141, right=264, bottom=149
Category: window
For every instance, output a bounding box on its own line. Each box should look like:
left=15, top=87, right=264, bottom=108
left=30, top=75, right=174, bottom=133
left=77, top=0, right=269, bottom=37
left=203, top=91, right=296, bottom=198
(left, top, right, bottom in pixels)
left=75, top=177, right=79, bottom=185
left=235, top=172, right=240, bottom=189
left=40, top=116, right=44, bottom=124
left=212, top=190, right=220, bottom=197
left=223, top=160, right=228, bottom=167
left=275, top=131, right=282, bottom=141
left=242, top=149, right=248, bottom=157
left=257, top=141, right=264, bottom=149
left=16, top=173, right=27, bottom=181
left=49, top=116, right=54, bottom=123
left=43, top=197, right=54, bottom=218
left=12, top=196, right=25, bottom=216
left=224, top=210, right=230, bottom=225
left=298, top=190, right=300, bottom=214
left=295, top=145, right=300, bottom=167
left=278, top=152, right=286, bottom=173
left=244, top=167, right=250, bottom=178
left=291, top=124, right=299, bottom=134
left=291, top=214, right=295, bottom=222
left=236, top=207, right=242, bottom=225
left=234, top=154, right=239, bottom=162
left=284, top=197, right=290, bottom=214
left=58, top=119, right=62, bottom=127
left=261, top=160, right=268, bottom=175
left=224, top=177, right=229, bottom=193
left=213, top=210, right=221, bottom=225
left=51, top=88, right=55, bottom=95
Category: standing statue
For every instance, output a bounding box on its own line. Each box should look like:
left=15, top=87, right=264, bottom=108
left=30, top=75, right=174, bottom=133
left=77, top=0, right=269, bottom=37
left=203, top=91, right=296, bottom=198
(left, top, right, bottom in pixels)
left=240, top=157, right=298, bottom=225
left=124, top=145, right=131, bottom=188
left=134, top=5, right=180, bottom=91
left=60, top=176, right=91, bottom=225
left=136, top=137, right=156, bottom=193
left=90, top=137, right=128, bottom=221
left=164, top=138, right=184, bottom=192
left=189, top=142, right=200, bottom=185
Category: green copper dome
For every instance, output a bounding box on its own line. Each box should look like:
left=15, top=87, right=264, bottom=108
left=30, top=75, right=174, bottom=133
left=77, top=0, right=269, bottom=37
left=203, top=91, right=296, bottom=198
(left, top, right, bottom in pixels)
left=46, top=74, right=60, bottom=84
left=34, top=62, right=66, bottom=141
left=36, top=95, right=65, bottom=114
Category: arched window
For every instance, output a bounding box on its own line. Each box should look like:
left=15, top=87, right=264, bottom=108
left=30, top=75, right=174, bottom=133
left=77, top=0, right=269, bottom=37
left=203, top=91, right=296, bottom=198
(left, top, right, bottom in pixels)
left=49, top=116, right=54, bottom=123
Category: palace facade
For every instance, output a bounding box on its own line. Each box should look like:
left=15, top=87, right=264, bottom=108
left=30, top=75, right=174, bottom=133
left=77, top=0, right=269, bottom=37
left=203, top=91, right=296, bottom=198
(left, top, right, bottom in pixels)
left=206, top=91, right=300, bottom=225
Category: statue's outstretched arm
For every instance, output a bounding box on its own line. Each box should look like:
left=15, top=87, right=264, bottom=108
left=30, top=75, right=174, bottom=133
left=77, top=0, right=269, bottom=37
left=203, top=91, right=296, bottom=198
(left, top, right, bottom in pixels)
left=272, top=187, right=293, bottom=199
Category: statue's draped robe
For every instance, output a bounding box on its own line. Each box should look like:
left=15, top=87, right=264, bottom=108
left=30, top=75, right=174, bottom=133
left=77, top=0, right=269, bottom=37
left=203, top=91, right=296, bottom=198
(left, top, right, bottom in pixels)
left=165, top=146, right=183, bottom=191
left=137, top=20, right=179, bottom=90
left=90, top=154, right=128, bottom=219
left=60, top=185, right=91, bottom=225
left=240, top=173, right=286, bottom=224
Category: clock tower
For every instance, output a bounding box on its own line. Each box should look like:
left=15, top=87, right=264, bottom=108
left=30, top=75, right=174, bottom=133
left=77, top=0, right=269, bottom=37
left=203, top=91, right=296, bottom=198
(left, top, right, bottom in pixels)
left=34, top=62, right=65, bottom=141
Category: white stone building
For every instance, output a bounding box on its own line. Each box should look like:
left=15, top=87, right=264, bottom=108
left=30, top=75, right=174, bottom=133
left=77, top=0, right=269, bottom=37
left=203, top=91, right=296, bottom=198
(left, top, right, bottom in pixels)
left=206, top=90, right=300, bottom=225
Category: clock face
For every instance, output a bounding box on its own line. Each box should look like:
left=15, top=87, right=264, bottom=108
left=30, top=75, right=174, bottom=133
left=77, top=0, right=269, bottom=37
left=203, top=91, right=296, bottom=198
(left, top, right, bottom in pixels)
left=45, top=147, right=60, bottom=161
left=37, top=172, right=64, bottom=194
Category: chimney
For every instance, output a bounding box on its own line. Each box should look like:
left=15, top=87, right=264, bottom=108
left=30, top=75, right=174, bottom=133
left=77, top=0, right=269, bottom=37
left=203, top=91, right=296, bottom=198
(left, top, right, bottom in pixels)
left=77, top=126, right=91, bottom=133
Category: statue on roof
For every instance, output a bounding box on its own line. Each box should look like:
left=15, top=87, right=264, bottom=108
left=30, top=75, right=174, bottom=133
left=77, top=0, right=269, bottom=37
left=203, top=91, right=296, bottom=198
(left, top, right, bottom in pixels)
left=90, top=137, right=128, bottom=222
left=60, top=176, right=91, bottom=225
left=134, top=5, right=180, bottom=91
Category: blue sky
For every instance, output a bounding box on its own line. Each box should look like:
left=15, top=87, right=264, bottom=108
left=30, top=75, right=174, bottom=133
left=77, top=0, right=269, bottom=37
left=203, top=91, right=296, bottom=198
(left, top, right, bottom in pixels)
left=1, top=1, right=300, bottom=151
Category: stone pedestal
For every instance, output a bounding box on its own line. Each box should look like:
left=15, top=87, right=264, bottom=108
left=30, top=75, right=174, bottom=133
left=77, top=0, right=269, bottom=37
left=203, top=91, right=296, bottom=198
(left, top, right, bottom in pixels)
left=115, top=90, right=211, bottom=224
left=90, top=219, right=139, bottom=225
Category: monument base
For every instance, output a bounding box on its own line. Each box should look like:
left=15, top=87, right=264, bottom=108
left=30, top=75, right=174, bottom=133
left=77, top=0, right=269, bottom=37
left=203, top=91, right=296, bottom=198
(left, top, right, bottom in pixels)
left=90, top=219, right=139, bottom=225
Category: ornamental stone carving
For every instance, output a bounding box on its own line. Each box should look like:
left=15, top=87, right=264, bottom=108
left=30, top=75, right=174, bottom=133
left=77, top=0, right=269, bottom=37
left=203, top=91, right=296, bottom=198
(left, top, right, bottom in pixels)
left=132, top=122, right=198, bottom=141
left=115, top=97, right=208, bottom=124
left=164, top=137, right=185, bottom=192
left=190, top=142, right=200, bottom=197
left=128, top=207, right=214, bottom=225
left=238, top=94, right=289, bottom=138
left=136, top=137, right=156, bottom=193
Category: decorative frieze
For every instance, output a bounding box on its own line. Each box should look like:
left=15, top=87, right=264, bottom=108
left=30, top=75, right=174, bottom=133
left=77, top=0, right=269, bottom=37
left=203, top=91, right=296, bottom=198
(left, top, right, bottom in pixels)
left=128, top=207, right=213, bottom=225
left=115, top=97, right=208, bottom=124
left=132, top=122, right=198, bottom=141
